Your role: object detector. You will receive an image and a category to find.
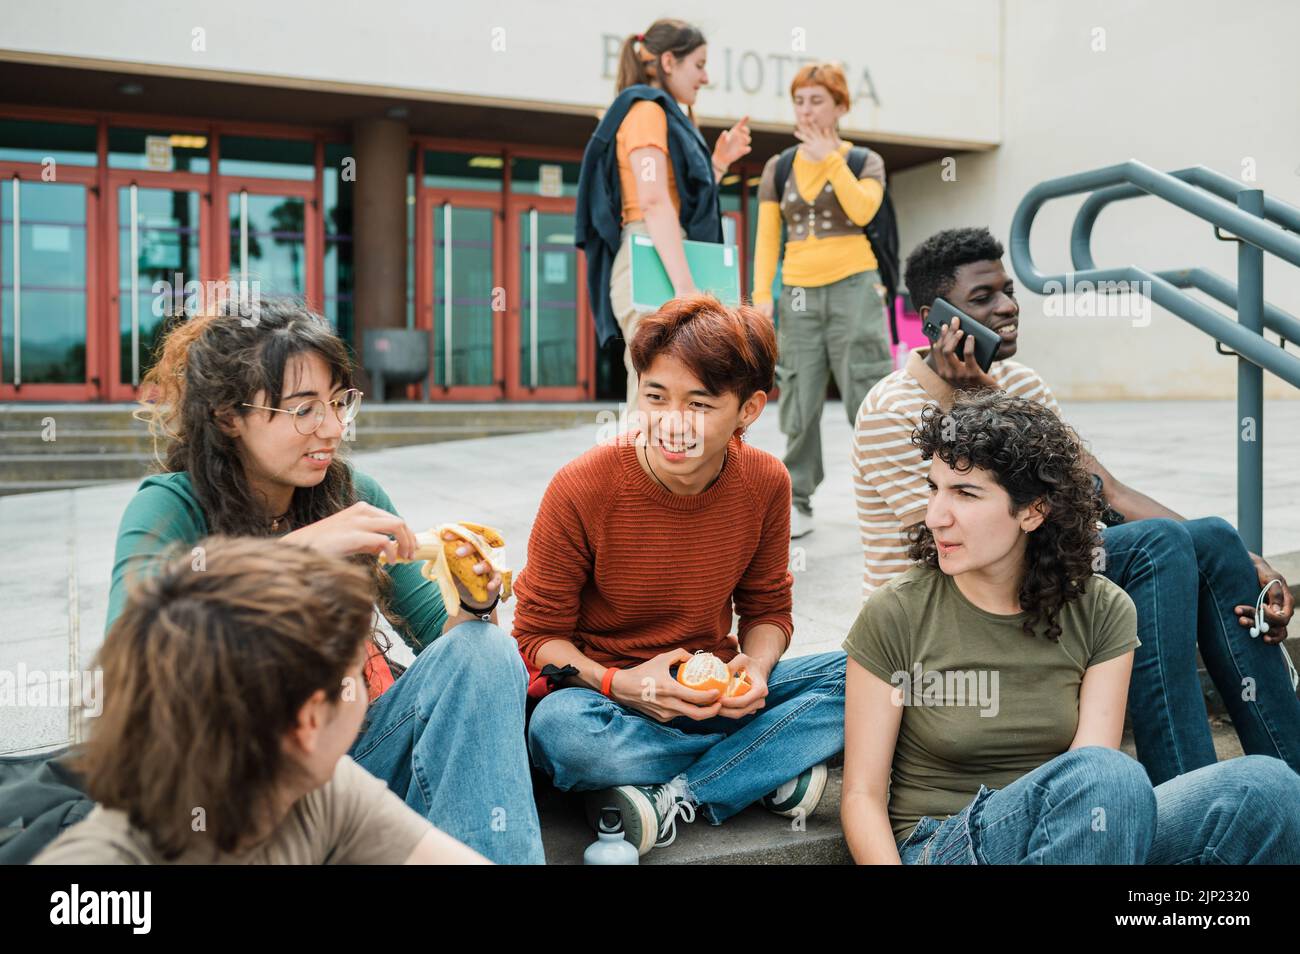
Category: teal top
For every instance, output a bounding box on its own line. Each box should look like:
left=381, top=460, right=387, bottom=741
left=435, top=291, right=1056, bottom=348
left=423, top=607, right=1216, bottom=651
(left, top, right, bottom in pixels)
left=105, top=469, right=448, bottom=652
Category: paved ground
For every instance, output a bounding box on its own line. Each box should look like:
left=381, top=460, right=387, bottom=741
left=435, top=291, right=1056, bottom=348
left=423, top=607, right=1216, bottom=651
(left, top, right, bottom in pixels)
left=2, top=398, right=1298, bottom=756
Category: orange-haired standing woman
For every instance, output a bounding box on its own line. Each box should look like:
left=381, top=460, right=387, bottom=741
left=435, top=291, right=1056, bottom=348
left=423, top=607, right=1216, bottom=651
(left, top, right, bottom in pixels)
left=751, top=63, right=894, bottom=539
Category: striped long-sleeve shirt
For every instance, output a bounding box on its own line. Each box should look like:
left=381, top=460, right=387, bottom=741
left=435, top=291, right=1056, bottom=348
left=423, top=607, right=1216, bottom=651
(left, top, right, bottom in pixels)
left=852, top=348, right=1061, bottom=597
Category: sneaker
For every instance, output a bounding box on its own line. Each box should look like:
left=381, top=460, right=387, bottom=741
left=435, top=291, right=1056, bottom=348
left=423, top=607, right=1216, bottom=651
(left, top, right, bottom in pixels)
left=790, top=506, right=814, bottom=539
left=584, top=777, right=696, bottom=856
left=761, top=762, right=828, bottom=818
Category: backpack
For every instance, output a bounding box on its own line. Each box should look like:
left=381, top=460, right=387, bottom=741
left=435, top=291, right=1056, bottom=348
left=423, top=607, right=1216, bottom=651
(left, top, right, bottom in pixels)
left=773, top=145, right=902, bottom=343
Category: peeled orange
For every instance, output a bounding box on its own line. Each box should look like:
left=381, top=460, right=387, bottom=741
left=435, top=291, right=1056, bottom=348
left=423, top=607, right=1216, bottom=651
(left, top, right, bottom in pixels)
left=676, top=652, right=751, bottom=698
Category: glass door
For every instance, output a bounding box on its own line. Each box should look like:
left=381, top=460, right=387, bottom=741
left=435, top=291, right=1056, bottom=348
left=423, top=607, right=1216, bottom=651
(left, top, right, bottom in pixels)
left=418, top=191, right=504, bottom=399
left=505, top=196, right=591, bottom=400
left=0, top=169, right=98, bottom=399
left=107, top=170, right=209, bottom=399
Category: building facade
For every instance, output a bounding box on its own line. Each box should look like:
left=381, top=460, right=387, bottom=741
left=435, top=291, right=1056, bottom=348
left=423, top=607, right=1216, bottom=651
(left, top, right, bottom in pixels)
left=4, top=0, right=1292, bottom=403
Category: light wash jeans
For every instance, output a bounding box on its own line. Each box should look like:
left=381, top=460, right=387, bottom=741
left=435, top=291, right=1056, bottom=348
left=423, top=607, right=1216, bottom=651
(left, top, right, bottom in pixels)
left=527, top=650, right=846, bottom=824
left=1101, top=516, right=1300, bottom=784
left=898, top=746, right=1300, bottom=864
left=349, top=620, right=545, bottom=864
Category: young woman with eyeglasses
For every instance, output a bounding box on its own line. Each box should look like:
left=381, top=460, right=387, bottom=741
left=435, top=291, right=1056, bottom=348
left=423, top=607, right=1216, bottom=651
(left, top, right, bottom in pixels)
left=101, top=297, right=545, bottom=864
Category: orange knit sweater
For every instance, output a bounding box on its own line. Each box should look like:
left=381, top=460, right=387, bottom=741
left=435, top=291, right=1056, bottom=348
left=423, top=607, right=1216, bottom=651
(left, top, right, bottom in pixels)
left=512, top=432, right=794, bottom=669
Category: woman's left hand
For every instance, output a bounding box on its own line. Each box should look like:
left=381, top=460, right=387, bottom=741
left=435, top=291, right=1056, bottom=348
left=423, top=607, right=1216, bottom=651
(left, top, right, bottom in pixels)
left=714, top=115, right=752, bottom=170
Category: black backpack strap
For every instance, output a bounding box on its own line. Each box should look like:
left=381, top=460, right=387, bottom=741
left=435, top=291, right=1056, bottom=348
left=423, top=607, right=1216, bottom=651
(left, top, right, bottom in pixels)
left=846, top=144, right=870, bottom=178
left=773, top=146, right=798, bottom=203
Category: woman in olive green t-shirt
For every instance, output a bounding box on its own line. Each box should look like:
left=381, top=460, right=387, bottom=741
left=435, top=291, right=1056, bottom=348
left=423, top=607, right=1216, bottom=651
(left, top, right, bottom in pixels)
left=841, top=392, right=1300, bottom=865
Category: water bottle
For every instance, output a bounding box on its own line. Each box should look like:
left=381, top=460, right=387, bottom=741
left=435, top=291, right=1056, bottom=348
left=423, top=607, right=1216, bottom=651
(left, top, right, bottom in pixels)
left=583, top=806, right=639, bottom=865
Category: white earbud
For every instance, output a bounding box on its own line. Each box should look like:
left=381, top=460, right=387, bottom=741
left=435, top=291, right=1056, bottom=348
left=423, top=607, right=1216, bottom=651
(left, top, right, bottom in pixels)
left=1249, top=579, right=1282, bottom=638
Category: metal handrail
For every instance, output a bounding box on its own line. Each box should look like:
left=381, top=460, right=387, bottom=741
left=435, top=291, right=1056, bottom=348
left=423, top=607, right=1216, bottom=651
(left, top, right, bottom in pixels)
left=1009, top=159, right=1300, bottom=553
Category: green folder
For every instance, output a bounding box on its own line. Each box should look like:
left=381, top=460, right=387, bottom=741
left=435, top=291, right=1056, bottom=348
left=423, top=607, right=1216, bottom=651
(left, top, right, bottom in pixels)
left=629, top=233, right=741, bottom=310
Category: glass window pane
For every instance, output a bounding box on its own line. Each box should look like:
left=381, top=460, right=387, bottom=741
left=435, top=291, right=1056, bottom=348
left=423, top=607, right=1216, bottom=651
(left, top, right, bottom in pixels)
left=519, top=211, right=578, bottom=388
left=118, top=187, right=201, bottom=384
left=108, top=128, right=210, bottom=173
left=0, top=119, right=97, bottom=167
left=423, top=150, right=502, bottom=192
left=432, top=206, right=494, bottom=387
left=720, top=173, right=743, bottom=213
left=323, top=144, right=354, bottom=345
left=509, top=157, right=580, bottom=197
left=219, top=135, right=314, bottom=181
left=229, top=192, right=307, bottom=296
left=1, top=181, right=89, bottom=383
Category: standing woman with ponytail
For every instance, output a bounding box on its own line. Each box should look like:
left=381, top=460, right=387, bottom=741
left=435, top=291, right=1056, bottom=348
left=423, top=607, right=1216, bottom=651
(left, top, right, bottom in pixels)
left=101, top=298, right=544, bottom=864
left=576, top=19, right=752, bottom=408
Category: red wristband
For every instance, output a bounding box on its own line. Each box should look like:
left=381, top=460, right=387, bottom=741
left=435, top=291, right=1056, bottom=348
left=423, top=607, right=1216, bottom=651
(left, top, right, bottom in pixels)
left=600, top=666, right=619, bottom=697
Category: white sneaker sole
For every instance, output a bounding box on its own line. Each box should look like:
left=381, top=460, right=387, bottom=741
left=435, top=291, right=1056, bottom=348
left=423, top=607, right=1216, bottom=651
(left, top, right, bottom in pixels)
left=765, top=762, right=829, bottom=818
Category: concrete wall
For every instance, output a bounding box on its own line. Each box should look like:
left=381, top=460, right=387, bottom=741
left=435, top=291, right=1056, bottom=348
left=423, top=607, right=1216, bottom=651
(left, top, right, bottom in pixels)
left=0, top=0, right=1001, bottom=146
left=890, top=0, right=1300, bottom=400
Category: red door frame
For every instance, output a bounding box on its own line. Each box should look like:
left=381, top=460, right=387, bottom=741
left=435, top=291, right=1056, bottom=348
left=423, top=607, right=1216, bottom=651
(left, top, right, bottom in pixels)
left=102, top=167, right=213, bottom=401
left=0, top=162, right=101, bottom=401
left=213, top=175, right=321, bottom=308
left=503, top=193, right=591, bottom=401
left=416, top=187, right=507, bottom=400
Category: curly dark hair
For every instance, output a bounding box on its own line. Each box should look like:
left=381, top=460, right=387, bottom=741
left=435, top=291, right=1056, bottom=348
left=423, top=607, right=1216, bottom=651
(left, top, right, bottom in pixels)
left=137, top=296, right=403, bottom=647
left=907, top=390, right=1103, bottom=641
left=904, top=226, right=1005, bottom=311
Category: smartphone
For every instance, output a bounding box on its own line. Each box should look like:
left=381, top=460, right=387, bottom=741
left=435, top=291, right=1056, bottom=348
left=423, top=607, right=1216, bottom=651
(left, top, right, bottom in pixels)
left=922, top=297, right=1002, bottom=373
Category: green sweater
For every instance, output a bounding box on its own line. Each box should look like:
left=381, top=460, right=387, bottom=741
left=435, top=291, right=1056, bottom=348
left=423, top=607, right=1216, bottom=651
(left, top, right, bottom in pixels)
left=105, top=469, right=448, bottom=652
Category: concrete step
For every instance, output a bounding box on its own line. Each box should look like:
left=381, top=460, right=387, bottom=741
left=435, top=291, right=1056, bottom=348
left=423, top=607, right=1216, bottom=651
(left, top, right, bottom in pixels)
left=537, top=717, right=1246, bottom=864
left=0, top=402, right=620, bottom=494
left=0, top=452, right=157, bottom=485
left=0, top=402, right=616, bottom=432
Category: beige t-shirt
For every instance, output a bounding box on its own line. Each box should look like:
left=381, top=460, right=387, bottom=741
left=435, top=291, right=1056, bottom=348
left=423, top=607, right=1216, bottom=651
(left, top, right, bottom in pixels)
left=33, top=756, right=431, bottom=865
left=842, top=564, right=1139, bottom=842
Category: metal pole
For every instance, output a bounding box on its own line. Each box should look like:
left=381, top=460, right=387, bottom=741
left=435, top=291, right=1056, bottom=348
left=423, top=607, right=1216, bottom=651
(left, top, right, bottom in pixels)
left=11, top=177, right=20, bottom=387
left=129, top=184, right=141, bottom=386
left=529, top=208, right=539, bottom=389
left=443, top=202, right=452, bottom=386
left=1237, top=189, right=1265, bottom=554
left=239, top=190, right=249, bottom=280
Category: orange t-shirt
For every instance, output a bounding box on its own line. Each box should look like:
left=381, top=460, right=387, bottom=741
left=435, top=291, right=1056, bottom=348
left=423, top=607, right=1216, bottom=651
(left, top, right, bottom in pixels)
left=615, top=100, right=682, bottom=226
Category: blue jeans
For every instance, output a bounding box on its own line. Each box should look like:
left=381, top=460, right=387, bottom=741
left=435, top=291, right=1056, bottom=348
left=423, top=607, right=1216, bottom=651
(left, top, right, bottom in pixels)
left=1101, top=516, right=1300, bottom=784
left=528, top=651, right=846, bottom=824
left=349, top=621, right=545, bottom=864
left=898, top=747, right=1300, bottom=864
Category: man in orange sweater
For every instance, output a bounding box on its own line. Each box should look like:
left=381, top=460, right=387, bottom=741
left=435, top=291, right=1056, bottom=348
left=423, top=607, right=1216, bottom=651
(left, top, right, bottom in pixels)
left=513, top=295, right=846, bottom=857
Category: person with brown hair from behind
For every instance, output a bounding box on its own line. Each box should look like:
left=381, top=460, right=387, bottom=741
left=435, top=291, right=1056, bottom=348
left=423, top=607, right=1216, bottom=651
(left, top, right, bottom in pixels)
left=35, top=536, right=487, bottom=864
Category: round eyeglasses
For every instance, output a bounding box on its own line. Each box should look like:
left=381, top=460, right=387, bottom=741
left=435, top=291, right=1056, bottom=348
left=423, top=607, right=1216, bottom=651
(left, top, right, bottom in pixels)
left=241, top=388, right=364, bottom=435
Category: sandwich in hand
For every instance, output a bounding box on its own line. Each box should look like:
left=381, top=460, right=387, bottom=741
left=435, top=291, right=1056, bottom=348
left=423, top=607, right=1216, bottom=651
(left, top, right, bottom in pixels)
left=384, top=521, right=513, bottom=618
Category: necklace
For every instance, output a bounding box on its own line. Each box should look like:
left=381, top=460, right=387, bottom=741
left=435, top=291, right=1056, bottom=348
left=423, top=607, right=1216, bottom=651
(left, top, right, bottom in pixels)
left=268, top=511, right=290, bottom=533
left=641, top=442, right=726, bottom=495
